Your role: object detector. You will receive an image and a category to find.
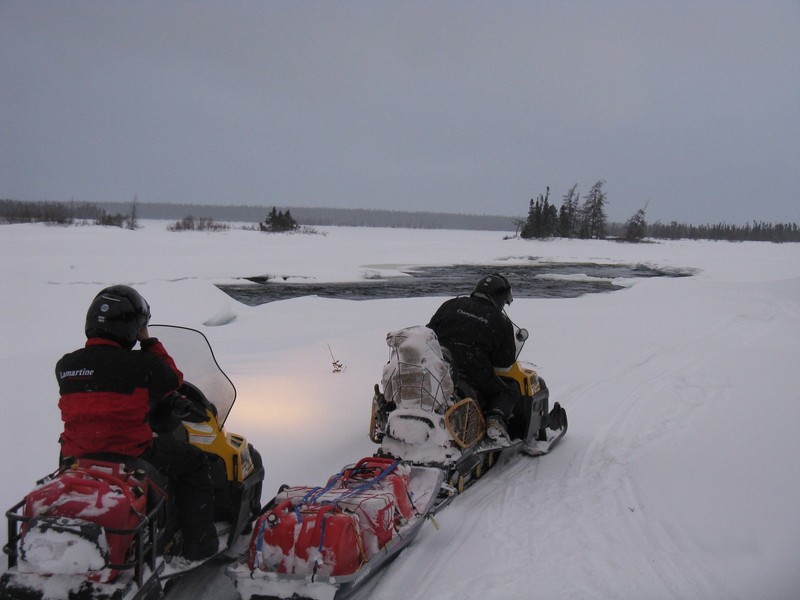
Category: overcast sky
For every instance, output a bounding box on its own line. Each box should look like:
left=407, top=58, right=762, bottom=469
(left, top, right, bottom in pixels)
left=2, top=1, right=798, bottom=225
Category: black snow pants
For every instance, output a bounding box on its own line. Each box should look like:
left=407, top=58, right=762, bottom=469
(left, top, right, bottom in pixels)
left=141, top=435, right=217, bottom=554
left=448, top=348, right=517, bottom=422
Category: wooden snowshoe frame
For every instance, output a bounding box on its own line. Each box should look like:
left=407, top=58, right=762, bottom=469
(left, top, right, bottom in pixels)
left=444, top=397, right=485, bottom=449
left=369, top=385, right=385, bottom=444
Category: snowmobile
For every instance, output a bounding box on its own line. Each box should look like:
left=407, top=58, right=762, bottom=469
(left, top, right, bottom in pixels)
left=370, top=324, right=567, bottom=498
left=1, top=325, right=265, bottom=600
left=227, top=323, right=566, bottom=600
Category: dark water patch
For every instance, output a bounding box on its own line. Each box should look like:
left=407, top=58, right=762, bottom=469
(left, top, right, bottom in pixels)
left=217, top=263, right=690, bottom=306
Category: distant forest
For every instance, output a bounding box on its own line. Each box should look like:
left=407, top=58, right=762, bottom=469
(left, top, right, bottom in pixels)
left=0, top=199, right=518, bottom=231
left=106, top=201, right=518, bottom=231
left=1, top=198, right=798, bottom=242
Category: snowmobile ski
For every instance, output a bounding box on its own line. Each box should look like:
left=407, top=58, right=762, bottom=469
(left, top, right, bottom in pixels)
left=522, top=402, right=568, bottom=456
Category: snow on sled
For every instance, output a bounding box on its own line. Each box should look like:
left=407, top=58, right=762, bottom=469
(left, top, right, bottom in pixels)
left=227, top=457, right=445, bottom=600
left=0, top=326, right=264, bottom=600
left=369, top=325, right=567, bottom=496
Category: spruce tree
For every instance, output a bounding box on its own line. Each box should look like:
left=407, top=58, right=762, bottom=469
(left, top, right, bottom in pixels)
left=262, top=206, right=299, bottom=232
left=558, top=184, right=579, bottom=238
left=624, top=206, right=648, bottom=242
left=579, top=180, right=608, bottom=239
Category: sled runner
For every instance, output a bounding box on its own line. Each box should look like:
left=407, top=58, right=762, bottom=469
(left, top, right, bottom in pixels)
left=1, top=325, right=264, bottom=600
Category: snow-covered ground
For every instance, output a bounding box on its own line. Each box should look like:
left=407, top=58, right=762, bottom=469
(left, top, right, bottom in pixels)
left=1, top=221, right=798, bottom=599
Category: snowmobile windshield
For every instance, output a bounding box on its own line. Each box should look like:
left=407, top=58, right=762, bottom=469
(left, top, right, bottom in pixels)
left=149, top=324, right=236, bottom=426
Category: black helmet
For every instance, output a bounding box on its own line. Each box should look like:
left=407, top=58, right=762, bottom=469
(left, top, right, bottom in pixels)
left=472, top=273, right=513, bottom=308
left=85, top=285, right=151, bottom=349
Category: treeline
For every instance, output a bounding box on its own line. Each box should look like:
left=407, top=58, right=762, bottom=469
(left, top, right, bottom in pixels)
left=2, top=199, right=517, bottom=230
left=644, top=220, right=800, bottom=243
left=521, top=182, right=608, bottom=240
left=3, top=197, right=798, bottom=242
left=0, top=199, right=101, bottom=224
left=520, top=182, right=800, bottom=243
left=0, top=199, right=138, bottom=228
left=92, top=202, right=518, bottom=231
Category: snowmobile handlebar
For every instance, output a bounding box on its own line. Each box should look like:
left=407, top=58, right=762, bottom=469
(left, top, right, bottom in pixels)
left=169, top=391, right=211, bottom=422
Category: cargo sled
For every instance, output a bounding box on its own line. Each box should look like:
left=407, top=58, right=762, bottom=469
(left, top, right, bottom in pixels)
left=228, top=456, right=444, bottom=600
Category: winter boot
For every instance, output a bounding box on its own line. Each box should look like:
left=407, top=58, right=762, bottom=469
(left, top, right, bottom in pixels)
left=485, top=414, right=511, bottom=447
left=182, top=535, right=219, bottom=561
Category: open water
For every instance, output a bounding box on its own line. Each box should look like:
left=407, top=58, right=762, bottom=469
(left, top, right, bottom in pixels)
left=217, top=262, right=690, bottom=306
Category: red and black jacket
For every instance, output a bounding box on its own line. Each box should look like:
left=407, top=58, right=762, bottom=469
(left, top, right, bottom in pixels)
left=56, top=337, right=183, bottom=458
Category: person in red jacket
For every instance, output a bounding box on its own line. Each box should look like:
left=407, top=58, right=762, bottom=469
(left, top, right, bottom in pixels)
left=56, top=285, right=218, bottom=561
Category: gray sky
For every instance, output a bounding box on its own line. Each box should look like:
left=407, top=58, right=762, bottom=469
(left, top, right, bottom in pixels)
left=2, top=1, right=798, bottom=225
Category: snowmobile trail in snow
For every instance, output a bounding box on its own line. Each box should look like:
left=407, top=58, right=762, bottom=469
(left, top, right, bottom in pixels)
left=363, top=306, right=735, bottom=600
left=496, top=284, right=769, bottom=599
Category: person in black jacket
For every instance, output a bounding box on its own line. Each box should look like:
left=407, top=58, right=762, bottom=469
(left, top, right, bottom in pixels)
left=427, top=274, right=518, bottom=446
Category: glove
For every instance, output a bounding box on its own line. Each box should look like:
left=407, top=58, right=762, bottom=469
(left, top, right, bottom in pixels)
left=170, top=393, right=210, bottom=422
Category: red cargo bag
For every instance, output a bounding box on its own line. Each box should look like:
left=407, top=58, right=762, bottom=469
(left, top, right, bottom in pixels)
left=20, top=459, right=149, bottom=583
left=249, top=457, right=418, bottom=576
left=341, top=457, right=414, bottom=522
left=250, top=498, right=364, bottom=577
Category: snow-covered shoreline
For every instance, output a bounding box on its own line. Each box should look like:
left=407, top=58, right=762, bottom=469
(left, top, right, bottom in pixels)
left=2, top=221, right=798, bottom=598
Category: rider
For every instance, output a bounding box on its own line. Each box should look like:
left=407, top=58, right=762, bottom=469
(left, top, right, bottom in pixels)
left=427, top=274, right=518, bottom=446
left=56, top=285, right=219, bottom=561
